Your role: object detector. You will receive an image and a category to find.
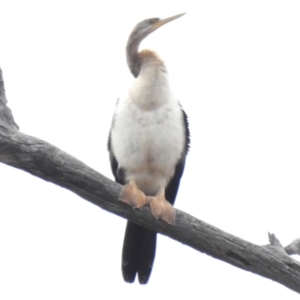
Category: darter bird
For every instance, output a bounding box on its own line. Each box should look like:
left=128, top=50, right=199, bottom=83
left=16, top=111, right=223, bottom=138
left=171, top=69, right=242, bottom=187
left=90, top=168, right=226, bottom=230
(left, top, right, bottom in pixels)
left=108, top=13, right=190, bottom=284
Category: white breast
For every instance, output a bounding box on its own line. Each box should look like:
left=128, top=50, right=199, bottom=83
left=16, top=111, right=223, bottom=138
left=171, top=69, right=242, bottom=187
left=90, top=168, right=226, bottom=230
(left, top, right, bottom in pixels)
left=111, top=65, right=185, bottom=196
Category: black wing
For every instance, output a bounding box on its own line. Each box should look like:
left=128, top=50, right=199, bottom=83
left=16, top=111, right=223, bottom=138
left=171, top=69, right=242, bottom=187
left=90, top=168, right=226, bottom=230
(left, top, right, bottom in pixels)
left=107, top=133, right=117, bottom=178
left=165, top=108, right=190, bottom=205
left=107, top=101, right=126, bottom=185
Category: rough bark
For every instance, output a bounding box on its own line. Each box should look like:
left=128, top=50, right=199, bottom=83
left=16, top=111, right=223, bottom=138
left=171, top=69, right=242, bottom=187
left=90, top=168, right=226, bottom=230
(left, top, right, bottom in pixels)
left=0, top=68, right=299, bottom=293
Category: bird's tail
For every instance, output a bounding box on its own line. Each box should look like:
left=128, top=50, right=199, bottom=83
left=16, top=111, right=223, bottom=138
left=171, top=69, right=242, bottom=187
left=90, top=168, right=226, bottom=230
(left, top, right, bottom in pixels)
left=122, top=221, right=157, bottom=284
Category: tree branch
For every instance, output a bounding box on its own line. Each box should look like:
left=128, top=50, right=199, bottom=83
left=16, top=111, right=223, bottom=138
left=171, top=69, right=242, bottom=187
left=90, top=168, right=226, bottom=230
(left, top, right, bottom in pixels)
left=1, top=68, right=300, bottom=293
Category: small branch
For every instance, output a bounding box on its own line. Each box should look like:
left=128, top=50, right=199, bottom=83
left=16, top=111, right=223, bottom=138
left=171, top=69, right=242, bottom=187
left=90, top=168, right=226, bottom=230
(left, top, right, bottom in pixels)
left=285, top=239, right=300, bottom=256
left=269, top=232, right=284, bottom=249
left=1, top=67, right=300, bottom=293
left=269, top=232, right=300, bottom=256
left=0, top=69, right=19, bottom=130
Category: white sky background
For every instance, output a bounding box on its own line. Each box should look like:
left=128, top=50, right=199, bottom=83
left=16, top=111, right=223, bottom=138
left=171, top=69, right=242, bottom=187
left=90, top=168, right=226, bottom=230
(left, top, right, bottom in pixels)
left=0, top=0, right=300, bottom=299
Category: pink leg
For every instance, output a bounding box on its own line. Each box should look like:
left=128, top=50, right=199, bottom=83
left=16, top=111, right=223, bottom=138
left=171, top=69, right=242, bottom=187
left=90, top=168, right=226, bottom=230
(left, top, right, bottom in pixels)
left=119, top=180, right=149, bottom=208
left=147, top=191, right=176, bottom=225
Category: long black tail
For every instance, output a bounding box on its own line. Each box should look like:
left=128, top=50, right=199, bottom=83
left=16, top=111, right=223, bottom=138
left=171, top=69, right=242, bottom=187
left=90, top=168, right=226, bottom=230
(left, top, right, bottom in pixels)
left=122, top=221, right=157, bottom=284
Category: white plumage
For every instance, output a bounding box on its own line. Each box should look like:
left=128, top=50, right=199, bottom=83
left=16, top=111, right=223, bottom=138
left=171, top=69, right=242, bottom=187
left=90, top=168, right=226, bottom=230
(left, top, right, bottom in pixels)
left=111, top=59, right=185, bottom=196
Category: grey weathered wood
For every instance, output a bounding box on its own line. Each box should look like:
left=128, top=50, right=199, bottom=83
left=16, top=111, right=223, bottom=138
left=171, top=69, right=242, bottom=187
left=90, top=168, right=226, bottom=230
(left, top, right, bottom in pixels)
left=0, top=67, right=300, bottom=293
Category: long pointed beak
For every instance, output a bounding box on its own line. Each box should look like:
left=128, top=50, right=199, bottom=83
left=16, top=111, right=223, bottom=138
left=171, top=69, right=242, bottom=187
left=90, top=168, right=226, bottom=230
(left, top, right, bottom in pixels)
left=153, top=13, right=186, bottom=30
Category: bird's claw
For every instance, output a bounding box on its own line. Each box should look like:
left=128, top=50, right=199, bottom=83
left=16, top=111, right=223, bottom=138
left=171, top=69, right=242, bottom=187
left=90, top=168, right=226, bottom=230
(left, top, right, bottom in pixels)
left=147, top=195, right=176, bottom=225
left=119, top=182, right=149, bottom=208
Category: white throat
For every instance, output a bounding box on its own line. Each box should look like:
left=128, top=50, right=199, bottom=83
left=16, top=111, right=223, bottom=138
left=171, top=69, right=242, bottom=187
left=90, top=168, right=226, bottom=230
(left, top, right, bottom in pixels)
left=129, top=62, right=171, bottom=111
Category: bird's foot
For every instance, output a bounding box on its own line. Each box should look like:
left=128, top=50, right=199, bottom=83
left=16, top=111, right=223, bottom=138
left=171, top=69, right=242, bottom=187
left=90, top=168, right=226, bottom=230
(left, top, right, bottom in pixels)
left=119, top=181, right=149, bottom=208
left=147, top=193, right=175, bottom=225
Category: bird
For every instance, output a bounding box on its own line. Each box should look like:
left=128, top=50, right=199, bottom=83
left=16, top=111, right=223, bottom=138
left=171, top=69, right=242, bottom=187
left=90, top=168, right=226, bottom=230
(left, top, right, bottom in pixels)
left=107, top=13, right=190, bottom=284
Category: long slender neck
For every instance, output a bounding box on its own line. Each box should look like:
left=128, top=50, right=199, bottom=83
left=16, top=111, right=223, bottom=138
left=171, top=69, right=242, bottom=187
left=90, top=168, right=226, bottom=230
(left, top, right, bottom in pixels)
left=126, top=38, right=167, bottom=79
left=126, top=35, right=142, bottom=78
left=129, top=50, right=169, bottom=110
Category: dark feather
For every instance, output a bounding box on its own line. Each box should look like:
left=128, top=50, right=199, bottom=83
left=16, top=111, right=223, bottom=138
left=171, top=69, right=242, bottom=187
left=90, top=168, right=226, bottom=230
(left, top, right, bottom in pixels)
left=165, top=109, right=189, bottom=204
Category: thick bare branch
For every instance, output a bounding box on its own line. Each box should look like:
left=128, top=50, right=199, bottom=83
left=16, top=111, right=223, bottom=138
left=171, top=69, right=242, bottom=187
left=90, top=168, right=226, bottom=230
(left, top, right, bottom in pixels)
left=1, top=68, right=300, bottom=293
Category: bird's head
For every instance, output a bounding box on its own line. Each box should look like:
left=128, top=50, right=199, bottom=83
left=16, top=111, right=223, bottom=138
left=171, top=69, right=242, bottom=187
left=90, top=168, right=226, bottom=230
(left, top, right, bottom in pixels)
left=126, top=13, right=185, bottom=77
left=129, top=13, right=186, bottom=43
